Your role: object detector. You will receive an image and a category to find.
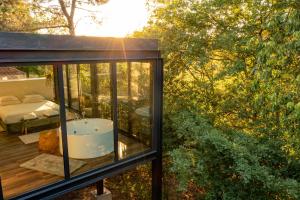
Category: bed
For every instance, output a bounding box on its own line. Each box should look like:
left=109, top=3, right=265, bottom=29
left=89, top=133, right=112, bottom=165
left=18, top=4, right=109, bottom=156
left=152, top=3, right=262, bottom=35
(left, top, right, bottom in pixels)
left=0, top=100, right=60, bottom=134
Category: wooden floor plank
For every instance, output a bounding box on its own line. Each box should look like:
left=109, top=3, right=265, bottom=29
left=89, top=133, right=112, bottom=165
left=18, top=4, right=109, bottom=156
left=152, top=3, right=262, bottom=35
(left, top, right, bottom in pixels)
left=0, top=132, right=149, bottom=199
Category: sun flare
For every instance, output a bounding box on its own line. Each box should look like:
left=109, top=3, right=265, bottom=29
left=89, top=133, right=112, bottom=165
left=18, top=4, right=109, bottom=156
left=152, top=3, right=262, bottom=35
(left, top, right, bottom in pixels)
left=75, top=0, right=150, bottom=37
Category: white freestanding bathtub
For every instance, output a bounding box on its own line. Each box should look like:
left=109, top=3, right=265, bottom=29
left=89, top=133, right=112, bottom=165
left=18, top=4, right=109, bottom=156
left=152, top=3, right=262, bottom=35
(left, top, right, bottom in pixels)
left=59, top=118, right=114, bottom=159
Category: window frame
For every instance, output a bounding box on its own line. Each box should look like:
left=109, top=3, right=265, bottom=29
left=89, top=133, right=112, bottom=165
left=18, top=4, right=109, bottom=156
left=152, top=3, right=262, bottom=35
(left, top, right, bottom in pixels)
left=0, top=58, right=162, bottom=200
left=0, top=32, right=162, bottom=200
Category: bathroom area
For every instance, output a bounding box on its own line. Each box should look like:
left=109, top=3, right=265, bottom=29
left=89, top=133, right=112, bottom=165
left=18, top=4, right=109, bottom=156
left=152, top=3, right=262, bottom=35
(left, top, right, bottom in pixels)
left=62, top=61, right=152, bottom=158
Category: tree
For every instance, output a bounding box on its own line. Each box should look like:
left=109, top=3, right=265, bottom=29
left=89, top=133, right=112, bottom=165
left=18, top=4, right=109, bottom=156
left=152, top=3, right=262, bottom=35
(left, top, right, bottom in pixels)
left=0, top=0, right=67, bottom=32
left=135, top=0, right=300, bottom=199
left=1, top=0, right=109, bottom=35
left=56, top=0, right=109, bottom=35
left=0, top=0, right=30, bottom=31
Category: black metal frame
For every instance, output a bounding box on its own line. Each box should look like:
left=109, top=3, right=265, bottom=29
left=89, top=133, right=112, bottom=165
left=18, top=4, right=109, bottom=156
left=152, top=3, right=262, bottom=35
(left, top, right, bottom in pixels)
left=0, top=177, right=3, bottom=200
left=96, top=180, right=104, bottom=195
left=152, top=59, right=163, bottom=200
left=57, top=65, right=71, bottom=179
left=110, top=62, right=120, bottom=162
left=0, top=32, right=163, bottom=200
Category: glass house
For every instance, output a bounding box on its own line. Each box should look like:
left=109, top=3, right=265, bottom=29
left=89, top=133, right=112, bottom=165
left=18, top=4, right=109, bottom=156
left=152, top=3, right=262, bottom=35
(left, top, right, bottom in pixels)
left=0, top=32, right=162, bottom=200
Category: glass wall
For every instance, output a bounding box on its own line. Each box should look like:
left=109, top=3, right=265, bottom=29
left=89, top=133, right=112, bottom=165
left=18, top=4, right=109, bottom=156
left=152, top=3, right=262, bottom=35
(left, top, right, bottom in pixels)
left=0, top=65, right=63, bottom=199
left=117, top=62, right=152, bottom=159
left=63, top=63, right=115, bottom=176
left=0, top=61, right=155, bottom=198
left=62, top=61, right=153, bottom=176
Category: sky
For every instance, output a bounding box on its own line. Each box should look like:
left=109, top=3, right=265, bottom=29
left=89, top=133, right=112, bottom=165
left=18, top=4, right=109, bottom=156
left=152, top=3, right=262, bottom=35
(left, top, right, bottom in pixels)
left=75, top=0, right=151, bottom=37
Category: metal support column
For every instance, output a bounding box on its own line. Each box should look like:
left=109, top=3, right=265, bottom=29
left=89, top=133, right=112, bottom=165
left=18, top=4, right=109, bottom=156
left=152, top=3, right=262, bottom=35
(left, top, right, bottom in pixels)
left=57, top=65, right=71, bottom=179
left=152, top=158, right=162, bottom=200
left=111, top=62, right=119, bottom=161
left=152, top=59, right=163, bottom=200
left=0, top=177, right=4, bottom=200
left=96, top=180, right=104, bottom=195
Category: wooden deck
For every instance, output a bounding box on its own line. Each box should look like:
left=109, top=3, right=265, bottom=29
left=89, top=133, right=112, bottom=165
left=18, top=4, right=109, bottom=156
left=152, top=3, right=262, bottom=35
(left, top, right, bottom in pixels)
left=0, top=131, right=148, bottom=199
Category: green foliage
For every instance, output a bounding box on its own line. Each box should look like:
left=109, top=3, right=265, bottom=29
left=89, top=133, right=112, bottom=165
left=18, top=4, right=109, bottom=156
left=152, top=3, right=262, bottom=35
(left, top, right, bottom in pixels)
left=106, top=164, right=151, bottom=200
left=168, top=111, right=300, bottom=199
left=0, top=0, right=35, bottom=31
left=0, top=0, right=66, bottom=32
left=135, top=0, right=300, bottom=199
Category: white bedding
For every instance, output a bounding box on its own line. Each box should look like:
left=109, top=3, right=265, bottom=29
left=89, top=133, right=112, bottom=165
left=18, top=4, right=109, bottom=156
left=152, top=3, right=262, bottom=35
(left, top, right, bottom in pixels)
left=0, top=100, right=59, bottom=124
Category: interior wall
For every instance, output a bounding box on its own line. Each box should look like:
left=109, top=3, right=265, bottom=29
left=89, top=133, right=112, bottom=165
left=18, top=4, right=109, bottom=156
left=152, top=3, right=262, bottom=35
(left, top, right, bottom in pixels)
left=0, top=78, right=54, bottom=100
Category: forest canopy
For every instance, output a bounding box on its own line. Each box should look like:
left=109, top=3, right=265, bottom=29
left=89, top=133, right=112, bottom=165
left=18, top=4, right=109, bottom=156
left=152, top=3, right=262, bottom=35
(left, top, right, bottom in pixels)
left=135, top=0, right=300, bottom=199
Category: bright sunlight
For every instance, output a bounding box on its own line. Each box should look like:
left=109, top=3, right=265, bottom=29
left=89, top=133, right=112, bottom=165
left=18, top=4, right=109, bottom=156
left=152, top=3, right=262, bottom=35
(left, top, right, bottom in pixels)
left=75, top=0, right=150, bottom=37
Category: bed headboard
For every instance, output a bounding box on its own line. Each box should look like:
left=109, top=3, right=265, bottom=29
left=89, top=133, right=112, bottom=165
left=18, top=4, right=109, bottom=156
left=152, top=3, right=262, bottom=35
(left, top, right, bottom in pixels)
left=0, top=78, right=54, bottom=100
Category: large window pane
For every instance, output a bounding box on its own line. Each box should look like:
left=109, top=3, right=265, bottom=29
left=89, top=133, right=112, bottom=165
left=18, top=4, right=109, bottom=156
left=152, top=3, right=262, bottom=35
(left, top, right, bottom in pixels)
left=116, top=62, right=152, bottom=159
left=0, top=65, right=63, bottom=199
left=60, top=61, right=153, bottom=177
left=62, top=63, right=115, bottom=177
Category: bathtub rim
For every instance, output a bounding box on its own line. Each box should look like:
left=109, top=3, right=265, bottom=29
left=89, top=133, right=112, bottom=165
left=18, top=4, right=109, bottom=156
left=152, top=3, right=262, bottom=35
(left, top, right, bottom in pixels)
left=61, top=118, right=113, bottom=136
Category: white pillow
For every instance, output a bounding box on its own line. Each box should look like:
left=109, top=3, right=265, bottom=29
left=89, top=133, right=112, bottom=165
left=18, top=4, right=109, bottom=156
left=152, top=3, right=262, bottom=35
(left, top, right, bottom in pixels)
left=0, top=95, right=19, bottom=102
left=22, top=94, right=45, bottom=103
left=0, top=96, right=21, bottom=106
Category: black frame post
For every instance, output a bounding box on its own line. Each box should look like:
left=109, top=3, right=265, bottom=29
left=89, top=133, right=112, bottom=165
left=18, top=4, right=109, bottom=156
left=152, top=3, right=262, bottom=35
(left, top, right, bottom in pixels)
left=57, top=64, right=71, bottom=179
left=0, top=177, right=3, bottom=200
left=152, top=59, right=163, bottom=200
left=111, top=62, right=119, bottom=161
left=96, top=180, right=104, bottom=195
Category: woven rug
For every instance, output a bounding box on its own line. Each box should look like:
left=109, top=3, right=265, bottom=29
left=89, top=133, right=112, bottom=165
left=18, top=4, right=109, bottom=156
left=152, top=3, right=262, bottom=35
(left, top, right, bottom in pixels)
left=20, top=153, right=86, bottom=176
left=19, top=132, right=40, bottom=144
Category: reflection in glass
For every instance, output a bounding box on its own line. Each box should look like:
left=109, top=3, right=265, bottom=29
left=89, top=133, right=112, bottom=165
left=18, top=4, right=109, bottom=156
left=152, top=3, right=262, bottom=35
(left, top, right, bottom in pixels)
left=97, top=63, right=111, bottom=120
left=68, top=65, right=80, bottom=110
left=116, top=62, right=152, bottom=159
left=63, top=64, right=80, bottom=110
left=61, top=62, right=153, bottom=177
left=65, top=63, right=115, bottom=177
left=63, top=65, right=69, bottom=106
left=0, top=65, right=63, bottom=199
left=79, top=64, right=92, bottom=118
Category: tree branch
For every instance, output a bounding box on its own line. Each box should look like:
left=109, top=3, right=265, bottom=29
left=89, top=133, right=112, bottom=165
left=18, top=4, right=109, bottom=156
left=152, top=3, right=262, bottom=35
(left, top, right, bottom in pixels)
left=75, top=6, right=99, bottom=12
left=70, top=0, right=77, bottom=19
left=58, top=0, right=70, bottom=19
